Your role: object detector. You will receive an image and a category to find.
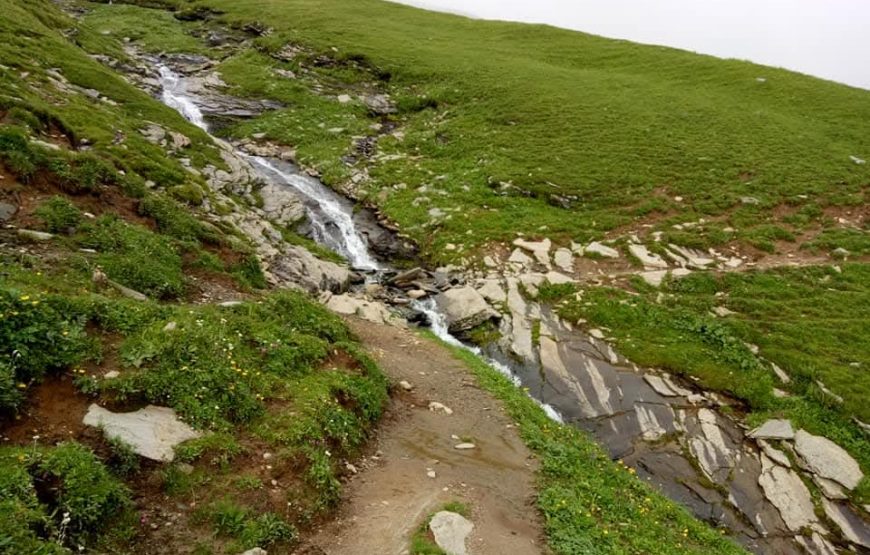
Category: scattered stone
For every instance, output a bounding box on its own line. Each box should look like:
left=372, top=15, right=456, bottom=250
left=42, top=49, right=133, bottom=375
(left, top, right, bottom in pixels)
left=772, top=388, right=791, bottom=398
left=427, top=469, right=437, bottom=479
left=553, top=248, right=574, bottom=272
left=17, top=229, right=54, bottom=241
left=407, top=289, right=428, bottom=300
left=832, top=247, right=850, bottom=259
left=428, top=402, right=453, bottom=415
left=218, top=301, right=243, bottom=307
left=507, top=248, right=535, bottom=268
left=345, top=463, right=358, bottom=474
left=337, top=94, right=352, bottom=104
left=740, top=196, right=761, bottom=205
left=796, top=532, right=839, bottom=555
left=30, top=139, right=61, bottom=151
left=163, top=321, right=177, bottom=332
left=794, top=430, right=863, bottom=490
left=644, top=375, right=680, bottom=397
left=435, top=286, right=500, bottom=334
left=849, top=155, right=866, bottom=165
left=588, top=329, right=605, bottom=340
left=822, top=499, right=870, bottom=548
left=399, top=380, right=413, bottom=391
left=483, top=255, right=498, bottom=268
left=757, top=455, right=818, bottom=531
left=326, top=294, right=401, bottom=326
left=713, top=306, right=736, bottom=317
left=629, top=244, right=668, bottom=269
left=0, top=201, right=17, bottom=221
left=584, top=241, right=619, bottom=258
left=476, top=279, right=507, bottom=303
left=168, top=131, right=190, bottom=149
left=771, top=363, right=791, bottom=384
left=814, top=476, right=847, bottom=500
left=103, top=371, right=120, bottom=380
left=512, top=238, right=552, bottom=268
left=239, top=549, right=268, bottom=555
left=83, top=405, right=200, bottom=462
left=544, top=271, right=574, bottom=286
left=757, top=439, right=791, bottom=468
left=748, top=419, right=794, bottom=440
left=429, top=511, right=474, bottom=555
left=453, top=443, right=476, bottom=450
left=815, top=380, right=844, bottom=404
left=639, top=270, right=668, bottom=287
left=361, top=94, right=396, bottom=115
left=667, top=244, right=715, bottom=268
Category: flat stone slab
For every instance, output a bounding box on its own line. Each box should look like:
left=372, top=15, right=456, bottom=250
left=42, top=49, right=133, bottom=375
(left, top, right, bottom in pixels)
left=758, top=455, right=818, bottom=532
left=794, top=429, right=863, bottom=490
left=629, top=244, right=668, bottom=269
left=748, top=419, right=794, bottom=440
left=822, top=498, right=870, bottom=549
left=83, top=404, right=200, bottom=462
left=513, top=237, right=551, bottom=268
left=429, top=511, right=473, bottom=555
left=584, top=241, right=619, bottom=258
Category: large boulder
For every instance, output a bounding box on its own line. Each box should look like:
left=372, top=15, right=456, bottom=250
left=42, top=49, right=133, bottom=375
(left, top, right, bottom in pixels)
left=794, top=430, right=864, bottom=490
left=435, top=286, right=500, bottom=334
left=429, top=511, right=473, bottom=555
left=268, top=245, right=351, bottom=294
left=83, top=405, right=200, bottom=462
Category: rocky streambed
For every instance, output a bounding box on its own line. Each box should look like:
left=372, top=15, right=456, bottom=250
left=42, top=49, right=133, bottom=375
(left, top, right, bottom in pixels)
left=122, top=51, right=868, bottom=555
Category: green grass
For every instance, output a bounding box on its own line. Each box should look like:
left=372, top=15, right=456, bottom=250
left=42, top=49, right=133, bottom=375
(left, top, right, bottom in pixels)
left=431, top=334, right=744, bottom=555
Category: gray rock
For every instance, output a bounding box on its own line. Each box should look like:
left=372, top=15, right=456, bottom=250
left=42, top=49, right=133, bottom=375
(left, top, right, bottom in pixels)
left=326, top=294, right=400, bottom=326
left=544, top=271, right=574, bottom=286
left=17, top=229, right=54, bottom=241
left=639, top=270, right=668, bottom=287
left=553, top=248, right=574, bottom=272
left=270, top=245, right=351, bottom=294
left=0, top=201, right=17, bottom=221
left=748, top=419, right=794, bottom=440
left=629, top=244, right=669, bottom=269
left=814, top=476, right=847, bottom=500
left=513, top=237, right=551, bottom=268
left=453, top=443, right=476, bottom=450
left=476, top=279, right=507, bottom=304
left=688, top=409, right=735, bottom=482
left=429, top=511, right=473, bottom=555
left=822, top=498, right=870, bottom=548
left=239, top=549, right=268, bottom=555
left=757, top=439, right=791, bottom=468
left=584, top=241, right=619, bottom=258
left=757, top=454, right=818, bottom=531
left=361, top=94, right=396, bottom=115
left=507, top=248, right=535, bottom=269
left=435, top=286, right=500, bottom=333
left=794, top=430, right=864, bottom=490
left=83, top=405, right=200, bottom=462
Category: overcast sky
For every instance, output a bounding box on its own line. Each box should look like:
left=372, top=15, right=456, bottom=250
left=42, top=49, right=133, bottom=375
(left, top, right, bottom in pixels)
left=391, top=0, right=870, bottom=90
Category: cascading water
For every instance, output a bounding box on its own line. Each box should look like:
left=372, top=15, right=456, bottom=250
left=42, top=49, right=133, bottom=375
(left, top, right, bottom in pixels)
left=248, top=157, right=380, bottom=271
left=158, top=66, right=207, bottom=130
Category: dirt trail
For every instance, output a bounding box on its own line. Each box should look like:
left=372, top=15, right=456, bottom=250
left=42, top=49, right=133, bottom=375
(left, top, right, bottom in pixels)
left=299, top=318, right=546, bottom=555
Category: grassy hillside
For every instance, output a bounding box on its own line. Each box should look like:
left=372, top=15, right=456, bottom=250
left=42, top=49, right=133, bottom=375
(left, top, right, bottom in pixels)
left=189, top=0, right=869, bottom=258
left=0, top=1, right=388, bottom=552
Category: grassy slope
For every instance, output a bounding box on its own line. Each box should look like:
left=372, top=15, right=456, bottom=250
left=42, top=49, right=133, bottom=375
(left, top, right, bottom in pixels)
left=0, top=1, right=388, bottom=552
left=196, top=0, right=869, bottom=257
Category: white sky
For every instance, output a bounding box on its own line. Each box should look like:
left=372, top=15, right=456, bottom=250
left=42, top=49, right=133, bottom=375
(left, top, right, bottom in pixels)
left=390, top=0, right=870, bottom=90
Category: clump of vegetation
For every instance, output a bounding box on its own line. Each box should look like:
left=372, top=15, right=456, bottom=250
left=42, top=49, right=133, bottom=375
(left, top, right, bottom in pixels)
left=34, top=196, right=83, bottom=233
left=204, top=500, right=297, bottom=551
left=0, top=287, right=96, bottom=411
left=0, top=442, right=132, bottom=552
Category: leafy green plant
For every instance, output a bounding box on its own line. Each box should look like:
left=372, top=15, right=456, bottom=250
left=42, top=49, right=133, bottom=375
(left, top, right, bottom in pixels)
left=34, top=196, right=83, bottom=233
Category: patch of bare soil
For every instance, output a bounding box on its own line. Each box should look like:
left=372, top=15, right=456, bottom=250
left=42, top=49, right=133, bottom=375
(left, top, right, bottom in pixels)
left=1, top=374, right=90, bottom=445
left=298, top=318, right=546, bottom=555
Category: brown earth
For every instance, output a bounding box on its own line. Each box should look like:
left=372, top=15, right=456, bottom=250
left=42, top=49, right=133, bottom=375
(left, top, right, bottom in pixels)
left=298, top=317, right=546, bottom=555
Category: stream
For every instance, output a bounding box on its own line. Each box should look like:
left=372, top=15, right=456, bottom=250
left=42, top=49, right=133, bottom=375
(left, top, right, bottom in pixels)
left=155, top=64, right=867, bottom=555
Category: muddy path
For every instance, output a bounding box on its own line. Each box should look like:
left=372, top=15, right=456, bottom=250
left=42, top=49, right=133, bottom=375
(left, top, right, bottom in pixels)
left=298, top=317, right=546, bottom=555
